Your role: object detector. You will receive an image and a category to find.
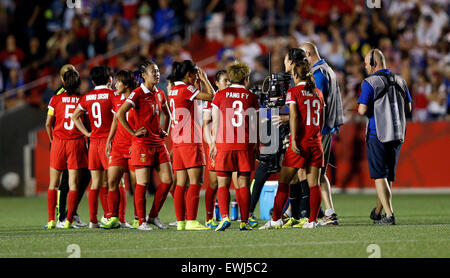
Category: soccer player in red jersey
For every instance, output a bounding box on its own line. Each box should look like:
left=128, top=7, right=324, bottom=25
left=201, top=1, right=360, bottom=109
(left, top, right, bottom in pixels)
left=72, top=66, right=115, bottom=228
left=260, top=57, right=325, bottom=230
left=100, top=70, right=138, bottom=229
left=203, top=70, right=231, bottom=229
left=169, top=60, right=215, bottom=231
left=116, top=60, right=173, bottom=231
left=45, top=68, right=88, bottom=229
left=210, top=62, right=260, bottom=231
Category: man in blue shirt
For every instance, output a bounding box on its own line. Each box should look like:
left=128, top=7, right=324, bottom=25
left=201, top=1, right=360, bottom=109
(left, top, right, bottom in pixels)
left=300, top=42, right=344, bottom=225
left=358, top=49, right=412, bottom=225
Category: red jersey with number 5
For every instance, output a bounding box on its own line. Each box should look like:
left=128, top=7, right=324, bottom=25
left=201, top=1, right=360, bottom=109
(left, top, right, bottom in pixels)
left=126, top=84, right=164, bottom=146
left=168, top=81, right=203, bottom=147
left=78, top=86, right=115, bottom=139
left=285, top=82, right=325, bottom=146
left=212, top=84, right=259, bottom=151
left=48, top=91, right=84, bottom=139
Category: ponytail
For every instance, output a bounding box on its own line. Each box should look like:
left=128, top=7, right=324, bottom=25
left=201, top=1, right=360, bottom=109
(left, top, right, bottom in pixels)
left=63, top=69, right=81, bottom=95
left=293, top=60, right=315, bottom=93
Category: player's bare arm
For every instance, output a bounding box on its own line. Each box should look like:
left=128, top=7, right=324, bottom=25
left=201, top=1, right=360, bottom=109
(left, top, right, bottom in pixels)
left=105, top=115, right=118, bottom=156
left=160, top=101, right=172, bottom=138
left=195, top=68, right=215, bottom=101
left=72, top=106, right=92, bottom=137
left=203, top=109, right=213, bottom=146
left=358, top=103, right=368, bottom=116
left=210, top=105, right=220, bottom=159
left=289, top=102, right=300, bottom=155
left=45, top=114, right=54, bottom=143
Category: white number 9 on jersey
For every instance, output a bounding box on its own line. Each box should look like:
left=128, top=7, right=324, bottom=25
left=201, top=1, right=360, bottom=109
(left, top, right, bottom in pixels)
left=92, top=102, right=102, bottom=128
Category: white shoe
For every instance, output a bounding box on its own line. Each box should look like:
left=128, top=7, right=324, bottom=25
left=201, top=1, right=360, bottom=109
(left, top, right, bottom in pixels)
left=89, top=222, right=100, bottom=229
left=302, top=221, right=318, bottom=229
left=259, top=219, right=283, bottom=230
left=137, top=222, right=153, bottom=231
left=73, top=215, right=87, bottom=227
left=56, top=220, right=65, bottom=229
left=148, top=217, right=169, bottom=229
left=120, top=222, right=132, bottom=228
left=168, top=221, right=178, bottom=227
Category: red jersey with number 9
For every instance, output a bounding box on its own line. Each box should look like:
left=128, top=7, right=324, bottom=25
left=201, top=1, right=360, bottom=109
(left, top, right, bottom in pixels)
left=126, top=84, right=164, bottom=147
left=211, top=84, right=259, bottom=151
left=168, top=82, right=203, bottom=147
left=285, top=82, right=325, bottom=146
left=48, top=91, right=84, bottom=139
left=78, top=86, right=115, bottom=139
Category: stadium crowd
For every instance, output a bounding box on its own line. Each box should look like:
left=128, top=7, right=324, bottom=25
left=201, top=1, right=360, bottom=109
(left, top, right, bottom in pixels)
left=0, top=0, right=449, bottom=122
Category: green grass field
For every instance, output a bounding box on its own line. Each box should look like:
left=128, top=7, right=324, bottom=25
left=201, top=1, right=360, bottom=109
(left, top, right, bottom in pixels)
left=0, top=193, right=449, bottom=258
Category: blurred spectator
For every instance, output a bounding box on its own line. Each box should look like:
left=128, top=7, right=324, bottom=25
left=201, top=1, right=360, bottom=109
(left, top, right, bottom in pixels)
left=137, top=2, right=153, bottom=43
left=0, top=35, right=25, bottom=71
left=217, top=33, right=236, bottom=69
left=205, top=0, right=226, bottom=42
left=413, top=73, right=432, bottom=122
left=154, top=0, right=176, bottom=41
left=235, top=32, right=262, bottom=70
left=4, top=68, right=25, bottom=105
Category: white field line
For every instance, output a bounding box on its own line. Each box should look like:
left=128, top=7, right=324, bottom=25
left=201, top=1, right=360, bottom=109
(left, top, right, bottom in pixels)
left=0, top=238, right=449, bottom=257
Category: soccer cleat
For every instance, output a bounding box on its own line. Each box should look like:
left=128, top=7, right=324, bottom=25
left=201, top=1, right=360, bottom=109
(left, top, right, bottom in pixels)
left=318, top=213, right=339, bottom=226
left=185, top=220, right=209, bottom=231
left=100, top=217, right=120, bottom=229
left=239, top=222, right=253, bottom=231
left=177, top=220, right=186, bottom=231
left=292, top=217, right=309, bottom=228
left=374, top=215, right=396, bottom=225
left=148, top=217, right=169, bottom=229
left=206, top=219, right=219, bottom=229
left=259, top=219, right=283, bottom=230
left=302, top=221, right=318, bottom=229
left=120, top=222, right=132, bottom=228
left=248, top=216, right=259, bottom=228
left=100, top=216, right=109, bottom=226
left=73, top=215, right=87, bottom=227
left=44, top=220, right=56, bottom=230
left=282, top=217, right=299, bottom=228
left=130, top=219, right=140, bottom=229
left=63, top=220, right=74, bottom=229
left=215, top=217, right=231, bottom=231
left=55, top=220, right=65, bottom=229
left=89, top=222, right=100, bottom=229
left=137, top=222, right=153, bottom=231
left=168, top=221, right=178, bottom=227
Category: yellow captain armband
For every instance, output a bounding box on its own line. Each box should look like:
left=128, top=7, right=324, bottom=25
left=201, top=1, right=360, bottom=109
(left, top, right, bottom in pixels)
left=48, top=108, right=55, bottom=116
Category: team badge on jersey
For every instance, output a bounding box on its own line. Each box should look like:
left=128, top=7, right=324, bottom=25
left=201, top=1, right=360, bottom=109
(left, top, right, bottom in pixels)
left=140, top=153, right=146, bottom=162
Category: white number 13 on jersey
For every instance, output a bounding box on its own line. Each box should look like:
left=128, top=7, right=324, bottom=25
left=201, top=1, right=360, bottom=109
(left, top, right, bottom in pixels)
left=304, top=99, right=321, bottom=126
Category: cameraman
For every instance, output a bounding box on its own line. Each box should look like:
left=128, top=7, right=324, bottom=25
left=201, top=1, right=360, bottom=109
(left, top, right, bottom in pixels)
left=247, top=48, right=307, bottom=228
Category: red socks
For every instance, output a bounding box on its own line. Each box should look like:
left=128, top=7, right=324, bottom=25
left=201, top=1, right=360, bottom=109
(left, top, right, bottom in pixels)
left=149, top=182, right=171, bottom=219
left=174, top=185, right=186, bottom=221
left=88, top=189, right=99, bottom=223
left=217, top=186, right=230, bottom=218
left=47, top=189, right=57, bottom=222
left=99, top=187, right=109, bottom=217
left=67, top=190, right=78, bottom=223
left=119, top=186, right=126, bottom=223
left=134, top=184, right=147, bottom=225
left=309, top=185, right=322, bottom=223
left=205, top=186, right=217, bottom=221
left=186, top=184, right=201, bottom=220
left=237, top=187, right=250, bottom=222
left=272, top=182, right=289, bottom=221
left=107, top=189, right=120, bottom=218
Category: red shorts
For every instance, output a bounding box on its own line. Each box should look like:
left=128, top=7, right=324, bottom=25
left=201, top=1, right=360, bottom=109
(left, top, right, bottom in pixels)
left=108, top=146, right=135, bottom=171
left=130, top=143, right=170, bottom=167
left=214, top=149, right=254, bottom=174
left=88, top=137, right=109, bottom=170
left=282, top=144, right=324, bottom=169
left=172, top=144, right=205, bottom=170
left=50, top=137, right=88, bottom=170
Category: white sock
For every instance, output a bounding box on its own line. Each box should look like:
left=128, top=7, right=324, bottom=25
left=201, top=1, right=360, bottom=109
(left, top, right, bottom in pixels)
left=325, top=208, right=335, bottom=217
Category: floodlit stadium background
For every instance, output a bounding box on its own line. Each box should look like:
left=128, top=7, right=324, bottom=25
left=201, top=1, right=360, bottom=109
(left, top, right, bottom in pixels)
left=0, top=0, right=449, bottom=196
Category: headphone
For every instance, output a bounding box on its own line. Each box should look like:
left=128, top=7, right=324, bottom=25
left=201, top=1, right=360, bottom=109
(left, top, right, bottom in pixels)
left=370, top=50, right=375, bottom=67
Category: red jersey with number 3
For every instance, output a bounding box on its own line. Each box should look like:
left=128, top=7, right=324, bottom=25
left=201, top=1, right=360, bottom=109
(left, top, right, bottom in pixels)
left=126, top=84, right=164, bottom=146
left=212, top=84, right=259, bottom=151
left=285, top=82, right=325, bottom=146
left=48, top=91, right=84, bottom=139
left=78, top=86, right=115, bottom=139
left=168, top=81, right=203, bottom=147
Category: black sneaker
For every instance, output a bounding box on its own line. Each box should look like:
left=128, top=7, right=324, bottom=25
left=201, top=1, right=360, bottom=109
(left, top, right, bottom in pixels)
left=374, top=215, right=396, bottom=225
left=370, top=208, right=382, bottom=221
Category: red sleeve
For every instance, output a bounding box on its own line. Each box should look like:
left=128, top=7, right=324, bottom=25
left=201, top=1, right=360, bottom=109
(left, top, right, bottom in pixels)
left=184, top=85, right=200, bottom=102
left=285, top=89, right=296, bottom=104
left=48, top=96, right=57, bottom=110
left=78, top=95, right=87, bottom=111
left=126, top=90, right=141, bottom=108
left=211, top=91, right=222, bottom=109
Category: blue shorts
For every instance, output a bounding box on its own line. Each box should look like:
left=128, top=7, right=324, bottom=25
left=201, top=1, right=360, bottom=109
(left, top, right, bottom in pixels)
left=366, top=136, right=402, bottom=181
